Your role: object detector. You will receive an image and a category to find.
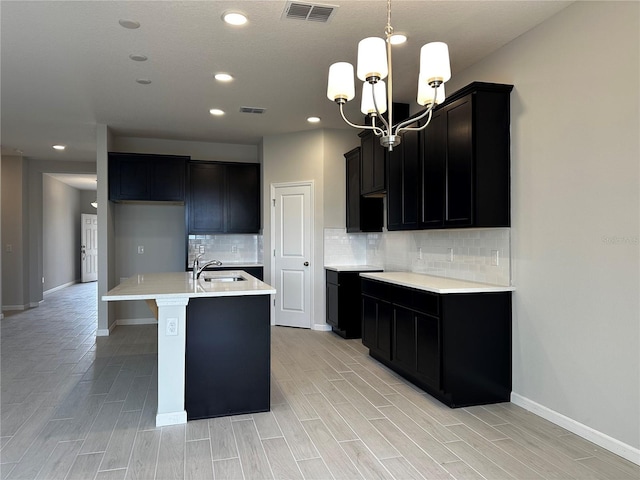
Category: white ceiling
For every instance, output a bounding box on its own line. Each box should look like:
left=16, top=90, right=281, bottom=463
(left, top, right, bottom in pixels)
left=1, top=0, right=573, bottom=164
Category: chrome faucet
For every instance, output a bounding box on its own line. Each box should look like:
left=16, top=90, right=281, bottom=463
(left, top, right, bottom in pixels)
left=192, top=254, right=222, bottom=280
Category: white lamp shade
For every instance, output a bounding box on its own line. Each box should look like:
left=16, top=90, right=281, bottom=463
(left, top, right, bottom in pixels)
left=417, top=79, right=445, bottom=106
left=357, top=37, right=388, bottom=81
left=361, top=81, right=387, bottom=115
left=327, top=62, right=355, bottom=102
left=419, top=42, right=451, bottom=85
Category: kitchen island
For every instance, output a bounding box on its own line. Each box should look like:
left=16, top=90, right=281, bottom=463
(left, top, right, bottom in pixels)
left=102, top=271, right=275, bottom=426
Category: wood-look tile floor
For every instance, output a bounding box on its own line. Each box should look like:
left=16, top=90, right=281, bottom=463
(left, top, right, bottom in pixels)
left=1, top=283, right=638, bottom=480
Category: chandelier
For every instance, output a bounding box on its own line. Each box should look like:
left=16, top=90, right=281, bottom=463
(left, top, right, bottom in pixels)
left=326, top=0, right=451, bottom=151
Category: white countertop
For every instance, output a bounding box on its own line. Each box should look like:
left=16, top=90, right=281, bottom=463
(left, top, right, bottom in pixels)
left=359, top=272, right=514, bottom=294
left=102, top=271, right=276, bottom=301
left=325, top=265, right=384, bottom=272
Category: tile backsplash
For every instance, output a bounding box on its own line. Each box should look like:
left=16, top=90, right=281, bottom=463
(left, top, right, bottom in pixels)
left=325, top=227, right=511, bottom=286
left=188, top=234, right=263, bottom=266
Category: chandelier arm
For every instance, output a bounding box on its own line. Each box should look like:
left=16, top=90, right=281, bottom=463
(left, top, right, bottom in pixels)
left=370, top=116, right=386, bottom=137
left=394, top=103, right=435, bottom=133
left=339, top=103, right=381, bottom=132
left=397, top=108, right=434, bottom=134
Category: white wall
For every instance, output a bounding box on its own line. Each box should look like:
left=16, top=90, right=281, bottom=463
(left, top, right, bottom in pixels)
left=262, top=128, right=358, bottom=329
left=97, top=124, right=116, bottom=334
left=447, top=1, right=639, bottom=455
left=114, top=203, right=186, bottom=321
left=112, top=136, right=257, bottom=163
left=1, top=155, right=28, bottom=309
left=42, top=174, right=81, bottom=290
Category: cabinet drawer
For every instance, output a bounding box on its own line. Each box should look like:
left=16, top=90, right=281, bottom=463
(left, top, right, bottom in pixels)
left=392, top=286, right=439, bottom=317
left=326, top=270, right=339, bottom=285
left=361, top=278, right=388, bottom=298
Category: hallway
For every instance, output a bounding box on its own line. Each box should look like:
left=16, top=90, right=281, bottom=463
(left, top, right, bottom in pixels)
left=1, top=283, right=637, bottom=479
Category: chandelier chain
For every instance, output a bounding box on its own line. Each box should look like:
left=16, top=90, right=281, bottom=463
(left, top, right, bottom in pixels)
left=384, top=0, right=394, bottom=37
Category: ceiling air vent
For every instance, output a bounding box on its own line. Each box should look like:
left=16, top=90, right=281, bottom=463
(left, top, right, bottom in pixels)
left=239, top=106, right=266, bottom=114
left=283, top=2, right=337, bottom=23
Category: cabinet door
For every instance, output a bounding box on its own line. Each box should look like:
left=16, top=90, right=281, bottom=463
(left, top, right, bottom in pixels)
left=226, top=163, right=260, bottom=233
left=444, top=97, right=473, bottom=226
left=345, top=148, right=362, bottom=233
left=360, top=131, right=386, bottom=195
left=326, top=281, right=339, bottom=328
left=393, top=306, right=417, bottom=372
left=416, top=312, right=441, bottom=389
left=151, top=156, right=185, bottom=201
left=188, top=162, right=225, bottom=233
left=421, top=111, right=445, bottom=228
left=109, top=155, right=150, bottom=201
left=387, top=128, right=420, bottom=231
left=362, top=294, right=391, bottom=360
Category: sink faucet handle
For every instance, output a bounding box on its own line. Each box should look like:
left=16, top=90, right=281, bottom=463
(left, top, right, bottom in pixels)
left=193, top=253, right=204, bottom=278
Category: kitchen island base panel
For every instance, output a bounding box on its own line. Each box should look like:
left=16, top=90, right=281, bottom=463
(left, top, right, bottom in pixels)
left=185, top=295, right=270, bottom=421
left=156, top=297, right=189, bottom=426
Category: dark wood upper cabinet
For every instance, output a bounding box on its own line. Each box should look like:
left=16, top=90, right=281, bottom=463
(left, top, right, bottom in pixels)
left=226, top=163, right=260, bottom=233
left=345, top=147, right=383, bottom=233
left=421, top=82, right=513, bottom=228
left=359, top=130, right=387, bottom=196
left=188, top=162, right=225, bottom=233
left=359, top=103, right=410, bottom=197
left=187, top=161, right=260, bottom=234
left=108, top=152, right=187, bottom=202
left=387, top=125, right=420, bottom=231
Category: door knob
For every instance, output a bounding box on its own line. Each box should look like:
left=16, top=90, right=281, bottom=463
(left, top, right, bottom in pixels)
left=304, top=262, right=309, bottom=266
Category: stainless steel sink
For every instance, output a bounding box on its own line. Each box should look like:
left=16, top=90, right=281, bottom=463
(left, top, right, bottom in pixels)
left=202, top=275, right=246, bottom=283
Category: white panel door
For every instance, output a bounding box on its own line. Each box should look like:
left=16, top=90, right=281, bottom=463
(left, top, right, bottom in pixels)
left=81, top=213, right=98, bottom=283
left=273, top=183, right=312, bottom=328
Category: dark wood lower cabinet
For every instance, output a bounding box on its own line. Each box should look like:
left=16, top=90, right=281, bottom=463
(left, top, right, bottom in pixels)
left=185, top=295, right=270, bottom=420
left=362, top=278, right=511, bottom=407
left=326, top=268, right=383, bottom=338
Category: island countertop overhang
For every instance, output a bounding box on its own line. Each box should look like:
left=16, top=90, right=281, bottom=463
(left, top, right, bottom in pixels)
left=102, top=271, right=276, bottom=302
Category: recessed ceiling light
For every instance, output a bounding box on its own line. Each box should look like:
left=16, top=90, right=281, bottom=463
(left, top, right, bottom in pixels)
left=53, top=145, right=66, bottom=150
left=119, top=19, right=140, bottom=29
left=222, top=11, right=248, bottom=26
left=136, top=79, right=152, bottom=85
left=214, top=73, right=234, bottom=82
left=307, top=116, right=321, bottom=123
left=389, top=34, right=407, bottom=45
left=209, top=109, right=225, bottom=116
left=129, top=54, right=148, bottom=62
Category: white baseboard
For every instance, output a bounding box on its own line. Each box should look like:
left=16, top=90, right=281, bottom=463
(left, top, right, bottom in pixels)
left=511, top=392, right=640, bottom=466
left=313, top=323, right=332, bottom=332
left=156, top=410, right=187, bottom=427
left=44, top=281, right=77, bottom=296
left=117, top=317, right=157, bottom=326
left=3, top=304, right=28, bottom=311
left=96, top=320, right=118, bottom=337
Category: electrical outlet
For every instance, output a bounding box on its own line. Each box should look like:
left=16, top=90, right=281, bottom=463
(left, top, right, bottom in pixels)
left=199, top=245, right=205, bottom=254
left=418, top=247, right=423, bottom=260
left=231, top=245, right=238, bottom=253
left=166, top=318, right=178, bottom=336
left=6, top=244, right=12, bottom=253
left=447, top=247, right=454, bottom=262
left=137, top=245, right=144, bottom=254
left=491, top=250, right=500, bottom=266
